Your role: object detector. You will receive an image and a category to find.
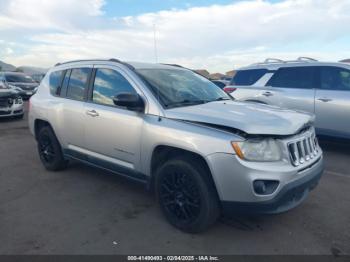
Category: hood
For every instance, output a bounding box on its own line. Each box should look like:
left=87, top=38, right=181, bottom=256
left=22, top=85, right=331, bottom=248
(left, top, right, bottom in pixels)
left=0, top=89, right=19, bottom=98
left=165, top=101, right=314, bottom=136
left=8, top=82, right=38, bottom=90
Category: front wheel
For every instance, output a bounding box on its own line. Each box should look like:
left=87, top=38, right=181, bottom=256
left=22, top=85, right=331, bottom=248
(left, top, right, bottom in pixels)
left=155, top=156, right=220, bottom=233
left=37, top=126, right=67, bottom=171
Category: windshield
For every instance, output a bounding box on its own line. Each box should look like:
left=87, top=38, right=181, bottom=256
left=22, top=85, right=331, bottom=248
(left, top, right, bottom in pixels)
left=5, top=74, right=36, bottom=83
left=136, top=69, right=231, bottom=109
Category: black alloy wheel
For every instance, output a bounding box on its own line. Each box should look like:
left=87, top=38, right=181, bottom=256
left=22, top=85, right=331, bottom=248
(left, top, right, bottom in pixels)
left=37, top=126, right=67, bottom=171
left=155, top=156, right=220, bottom=233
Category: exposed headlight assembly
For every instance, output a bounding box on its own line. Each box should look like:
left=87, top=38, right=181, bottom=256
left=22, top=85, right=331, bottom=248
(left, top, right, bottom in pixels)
left=8, top=84, right=23, bottom=92
left=232, top=138, right=282, bottom=162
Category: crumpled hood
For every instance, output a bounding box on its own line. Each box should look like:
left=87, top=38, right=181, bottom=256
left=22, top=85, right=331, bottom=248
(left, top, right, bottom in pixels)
left=0, top=89, right=19, bottom=98
left=165, top=101, right=314, bottom=136
left=8, top=82, right=38, bottom=90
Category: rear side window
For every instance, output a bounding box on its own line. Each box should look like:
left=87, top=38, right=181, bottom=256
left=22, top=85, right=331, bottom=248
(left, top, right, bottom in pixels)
left=231, top=69, right=267, bottom=86
left=49, top=71, right=64, bottom=96
left=66, top=68, right=91, bottom=101
left=267, top=67, right=316, bottom=89
left=320, top=66, right=350, bottom=91
left=92, top=68, right=137, bottom=106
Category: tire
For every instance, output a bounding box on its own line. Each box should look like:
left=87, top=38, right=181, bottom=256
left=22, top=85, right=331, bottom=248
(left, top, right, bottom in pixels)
left=37, top=126, right=67, bottom=171
left=155, top=156, right=220, bottom=233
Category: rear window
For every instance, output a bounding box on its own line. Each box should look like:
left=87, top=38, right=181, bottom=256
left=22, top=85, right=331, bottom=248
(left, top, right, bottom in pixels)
left=66, top=68, right=91, bottom=101
left=230, top=69, right=267, bottom=86
left=267, top=67, right=316, bottom=89
left=49, top=70, right=64, bottom=96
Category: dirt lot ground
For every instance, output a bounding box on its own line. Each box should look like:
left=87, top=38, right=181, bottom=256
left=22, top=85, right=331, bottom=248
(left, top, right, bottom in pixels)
left=0, top=103, right=349, bottom=255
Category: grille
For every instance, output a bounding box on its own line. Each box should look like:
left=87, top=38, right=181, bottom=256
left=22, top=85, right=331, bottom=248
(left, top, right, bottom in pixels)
left=0, top=99, right=9, bottom=108
left=0, top=110, right=11, bottom=115
left=288, top=131, right=319, bottom=166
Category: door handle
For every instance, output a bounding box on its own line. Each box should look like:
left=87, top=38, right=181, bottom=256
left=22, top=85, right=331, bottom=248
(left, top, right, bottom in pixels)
left=86, top=110, right=99, bottom=117
left=262, top=91, right=273, bottom=97
left=317, top=98, right=332, bottom=103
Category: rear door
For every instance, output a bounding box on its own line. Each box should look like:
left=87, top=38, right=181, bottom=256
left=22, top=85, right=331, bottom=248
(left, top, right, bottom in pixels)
left=315, top=66, right=350, bottom=138
left=263, top=66, right=317, bottom=113
left=59, top=67, right=92, bottom=151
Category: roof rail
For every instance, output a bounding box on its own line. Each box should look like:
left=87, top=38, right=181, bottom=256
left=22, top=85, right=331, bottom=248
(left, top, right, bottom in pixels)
left=251, top=57, right=319, bottom=66
left=161, top=63, right=184, bottom=68
left=297, top=57, right=318, bottom=62
left=54, top=58, right=135, bottom=70
left=263, top=58, right=285, bottom=63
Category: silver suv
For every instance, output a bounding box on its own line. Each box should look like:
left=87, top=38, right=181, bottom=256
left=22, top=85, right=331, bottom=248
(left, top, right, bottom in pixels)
left=29, top=59, right=324, bottom=233
left=226, top=57, right=350, bottom=139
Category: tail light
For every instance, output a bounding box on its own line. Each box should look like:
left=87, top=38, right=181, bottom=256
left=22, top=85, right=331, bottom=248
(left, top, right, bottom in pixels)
left=223, top=86, right=237, bottom=93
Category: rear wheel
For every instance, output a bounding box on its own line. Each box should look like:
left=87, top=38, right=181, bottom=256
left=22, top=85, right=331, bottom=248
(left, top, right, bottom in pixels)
left=155, top=156, right=220, bottom=233
left=37, top=126, right=67, bottom=171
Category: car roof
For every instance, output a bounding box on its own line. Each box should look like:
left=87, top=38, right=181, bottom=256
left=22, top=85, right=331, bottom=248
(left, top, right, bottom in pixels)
left=1, top=72, right=27, bottom=75
left=53, top=59, right=187, bottom=71
left=238, top=61, right=350, bottom=71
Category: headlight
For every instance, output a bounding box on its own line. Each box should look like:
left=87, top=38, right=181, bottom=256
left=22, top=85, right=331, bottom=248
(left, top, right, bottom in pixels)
left=232, top=138, right=282, bottom=162
left=8, top=84, right=22, bottom=91
left=15, top=97, right=23, bottom=104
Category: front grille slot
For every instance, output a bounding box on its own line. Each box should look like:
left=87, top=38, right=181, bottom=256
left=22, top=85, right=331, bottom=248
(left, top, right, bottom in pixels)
left=0, top=99, right=9, bottom=108
left=288, top=131, right=319, bottom=166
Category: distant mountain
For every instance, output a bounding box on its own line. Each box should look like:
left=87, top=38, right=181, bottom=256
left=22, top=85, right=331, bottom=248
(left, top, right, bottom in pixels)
left=340, top=59, right=350, bottom=63
left=17, top=66, right=48, bottom=75
left=0, top=60, right=16, bottom=71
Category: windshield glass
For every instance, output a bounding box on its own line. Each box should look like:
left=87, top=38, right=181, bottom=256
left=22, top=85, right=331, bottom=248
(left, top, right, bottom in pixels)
left=136, top=69, right=231, bottom=108
left=5, top=74, right=35, bottom=83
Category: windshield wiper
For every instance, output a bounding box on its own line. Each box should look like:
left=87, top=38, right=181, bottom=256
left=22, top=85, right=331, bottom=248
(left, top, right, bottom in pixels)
left=165, top=99, right=208, bottom=108
left=209, top=97, right=232, bottom=102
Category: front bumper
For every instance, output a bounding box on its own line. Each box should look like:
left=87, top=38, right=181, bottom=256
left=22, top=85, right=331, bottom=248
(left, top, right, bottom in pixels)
left=206, top=152, right=324, bottom=214
left=0, top=103, right=24, bottom=118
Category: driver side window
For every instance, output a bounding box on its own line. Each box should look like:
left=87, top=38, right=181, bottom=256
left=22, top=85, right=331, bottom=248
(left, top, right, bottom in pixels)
left=92, top=68, right=137, bottom=106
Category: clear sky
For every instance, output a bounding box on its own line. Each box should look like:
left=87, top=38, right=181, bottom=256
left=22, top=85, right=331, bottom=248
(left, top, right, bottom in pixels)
left=0, top=0, right=349, bottom=73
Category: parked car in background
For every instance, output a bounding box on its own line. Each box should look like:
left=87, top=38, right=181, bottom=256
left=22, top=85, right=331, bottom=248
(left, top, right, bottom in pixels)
left=29, top=59, right=323, bottom=233
left=211, top=79, right=227, bottom=89
left=225, top=57, right=350, bottom=140
left=31, top=73, right=46, bottom=83
left=0, top=72, right=39, bottom=99
left=0, top=82, right=24, bottom=119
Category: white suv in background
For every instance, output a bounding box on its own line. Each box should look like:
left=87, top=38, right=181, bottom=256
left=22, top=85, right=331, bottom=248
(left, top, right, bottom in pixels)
left=226, top=57, right=350, bottom=139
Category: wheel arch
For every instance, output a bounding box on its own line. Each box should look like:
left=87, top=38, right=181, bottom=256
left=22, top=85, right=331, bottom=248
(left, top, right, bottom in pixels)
left=149, top=145, right=219, bottom=198
left=34, top=119, right=53, bottom=140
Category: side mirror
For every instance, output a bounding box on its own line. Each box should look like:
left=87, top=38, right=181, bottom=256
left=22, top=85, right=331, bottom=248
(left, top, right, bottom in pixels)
left=113, top=93, right=145, bottom=112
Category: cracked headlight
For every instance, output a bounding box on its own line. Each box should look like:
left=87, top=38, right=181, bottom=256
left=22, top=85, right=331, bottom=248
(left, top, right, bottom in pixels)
left=8, top=84, right=23, bottom=92
left=232, top=138, right=282, bottom=162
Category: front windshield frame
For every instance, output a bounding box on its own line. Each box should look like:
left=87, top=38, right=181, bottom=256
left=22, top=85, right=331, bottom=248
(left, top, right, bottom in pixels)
left=135, top=68, right=232, bottom=109
left=5, top=73, right=36, bottom=84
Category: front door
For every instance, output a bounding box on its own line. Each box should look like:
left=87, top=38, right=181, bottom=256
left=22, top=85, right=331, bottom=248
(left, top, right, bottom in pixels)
left=263, top=66, right=317, bottom=114
left=84, top=65, right=145, bottom=174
